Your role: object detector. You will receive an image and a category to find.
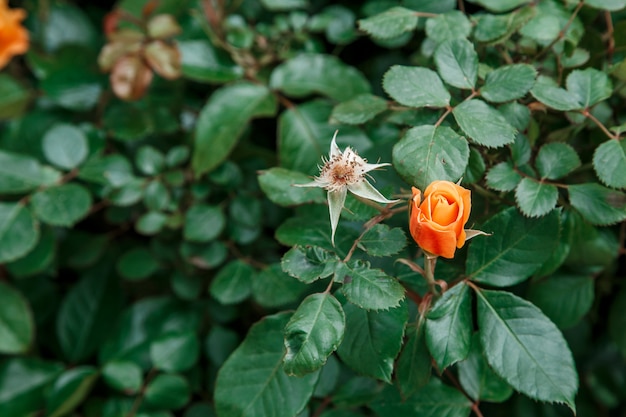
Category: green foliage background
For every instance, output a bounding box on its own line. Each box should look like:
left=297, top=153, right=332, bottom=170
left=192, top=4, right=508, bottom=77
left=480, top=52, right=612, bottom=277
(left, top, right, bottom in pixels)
left=1, top=0, right=626, bottom=416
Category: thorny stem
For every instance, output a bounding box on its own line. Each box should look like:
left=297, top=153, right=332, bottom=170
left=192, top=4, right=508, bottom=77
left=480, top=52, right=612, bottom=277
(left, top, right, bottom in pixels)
left=535, top=1, right=585, bottom=60
left=423, top=253, right=439, bottom=295
left=435, top=90, right=479, bottom=127
left=581, top=109, right=618, bottom=139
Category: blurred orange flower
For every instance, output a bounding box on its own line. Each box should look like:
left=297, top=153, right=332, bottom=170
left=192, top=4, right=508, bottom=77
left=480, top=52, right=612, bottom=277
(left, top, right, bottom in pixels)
left=0, top=0, right=29, bottom=69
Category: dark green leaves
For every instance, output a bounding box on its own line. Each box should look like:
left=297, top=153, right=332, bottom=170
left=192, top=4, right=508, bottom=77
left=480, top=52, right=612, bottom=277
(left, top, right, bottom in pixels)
left=568, top=183, right=626, bottom=225
left=215, top=313, right=320, bottom=417
left=475, top=288, right=578, bottom=411
left=184, top=204, right=225, bottom=242
left=46, top=366, right=98, bottom=417
left=453, top=100, right=517, bottom=148
left=270, top=54, right=370, bottom=101
left=358, top=7, right=419, bottom=39
left=150, top=332, right=200, bottom=372
left=258, top=167, right=325, bottom=206
left=281, top=246, right=337, bottom=283
left=536, top=143, right=581, bottom=180
left=42, top=124, right=89, bottom=170
left=383, top=66, right=450, bottom=108
left=434, top=39, right=478, bottom=89
left=340, top=261, right=405, bottom=311
left=593, top=139, right=626, bottom=189
left=0, top=150, right=47, bottom=194
left=283, top=293, right=345, bottom=376
left=30, top=184, right=92, bottom=227
left=531, top=69, right=612, bottom=111
left=209, top=260, right=254, bottom=305
left=425, top=282, right=472, bottom=370
left=0, top=203, right=39, bottom=263
left=467, top=207, right=560, bottom=287
left=337, top=301, right=407, bottom=383
left=392, top=125, right=469, bottom=191
left=358, top=224, right=407, bottom=256
left=395, top=319, right=431, bottom=397
left=330, top=94, right=388, bottom=124
left=0, top=282, right=34, bottom=354
left=192, top=82, right=277, bottom=176
left=514, top=178, right=558, bottom=218
left=480, top=64, right=537, bottom=103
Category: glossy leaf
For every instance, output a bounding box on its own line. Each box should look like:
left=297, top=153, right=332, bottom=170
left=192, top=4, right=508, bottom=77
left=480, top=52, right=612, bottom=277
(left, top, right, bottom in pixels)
left=593, top=139, right=626, bottom=189
left=215, top=312, right=320, bottom=417
left=337, top=300, right=407, bottom=383
left=457, top=333, right=513, bottom=403
left=184, top=204, right=225, bottom=242
left=535, top=143, right=581, bottom=180
left=102, top=360, right=143, bottom=393
left=395, top=318, right=431, bottom=397
left=514, top=178, right=558, bottom=218
left=358, top=7, right=418, bottom=39
left=178, top=39, right=243, bottom=83
left=209, top=260, right=254, bottom=305
left=252, top=264, right=308, bottom=308
left=117, top=248, right=160, bottom=281
left=30, top=184, right=92, bottom=227
left=340, top=261, right=405, bottom=311
left=425, top=282, right=472, bottom=370
left=330, top=94, right=388, bottom=124
left=480, top=64, right=536, bottom=103
left=568, top=183, right=626, bottom=225
left=283, top=293, right=345, bottom=376
left=486, top=161, right=521, bottom=192
left=0, top=282, right=34, bottom=354
left=144, top=373, right=190, bottom=410
left=469, top=0, right=531, bottom=12
left=257, top=167, right=325, bottom=206
left=453, top=99, right=517, bottom=148
left=192, top=82, right=277, bottom=176
left=425, top=10, right=472, bottom=44
left=270, top=54, right=370, bottom=101
left=383, top=66, right=450, bottom=108
left=46, top=366, right=98, bottom=417
left=566, top=68, right=612, bottom=108
left=584, top=0, right=626, bottom=10
left=434, top=38, right=478, bottom=89
left=392, top=125, right=469, bottom=191
left=530, top=76, right=582, bottom=111
left=475, top=288, right=578, bottom=411
left=281, top=246, right=337, bottom=284
left=0, top=202, right=39, bottom=263
left=467, top=207, right=560, bottom=287
left=527, top=273, right=594, bottom=329
left=150, top=332, right=200, bottom=372
left=0, top=150, right=46, bottom=194
left=358, top=224, right=407, bottom=256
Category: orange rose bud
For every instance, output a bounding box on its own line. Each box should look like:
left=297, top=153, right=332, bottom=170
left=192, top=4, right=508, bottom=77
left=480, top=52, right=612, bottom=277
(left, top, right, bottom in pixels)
left=409, top=181, right=471, bottom=259
left=0, top=0, right=29, bottom=69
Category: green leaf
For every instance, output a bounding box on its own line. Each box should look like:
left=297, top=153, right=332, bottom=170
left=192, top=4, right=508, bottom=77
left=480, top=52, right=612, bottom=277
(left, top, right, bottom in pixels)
left=395, top=319, right=431, bottom=397
left=469, top=0, right=531, bottom=12
left=209, top=260, right=254, bottom=305
left=383, top=66, right=450, bottom=108
left=192, top=82, right=277, bottom=176
left=458, top=333, right=513, bottom=403
left=46, top=366, right=98, bottom=417
left=0, top=203, right=39, bottom=263
left=136, top=211, right=168, bottom=236
left=0, top=358, right=63, bottom=417
left=284, top=293, right=345, bottom=376
left=358, top=224, right=407, bottom=256
left=568, top=183, right=626, bottom=225
left=357, top=7, right=418, bottom=39
left=278, top=100, right=372, bottom=175
left=475, top=288, right=578, bottom=411
left=215, top=312, right=320, bottom=417
left=117, top=248, right=160, bottom=281
left=464, top=146, right=486, bottom=184
left=593, top=139, right=626, bottom=189
left=425, top=282, right=472, bottom=370
left=184, top=204, right=225, bottom=242
left=514, top=178, right=558, bottom=218
left=527, top=273, right=594, bottom=329
left=257, top=167, right=325, bottom=206
left=270, top=54, right=370, bottom=101
left=453, top=99, right=517, bottom=148
left=330, top=94, right=388, bottom=124
left=480, top=64, right=537, bottom=103
left=6, top=227, right=55, bottom=277
left=392, top=125, right=469, bottom=191
left=584, top=0, right=626, bottom=11
left=30, top=184, right=92, bottom=227
left=0, top=282, right=34, bottom=354
left=566, top=68, right=612, bottom=108
left=102, top=360, right=143, bottom=394
left=42, top=124, right=89, bottom=170
left=0, top=74, right=31, bottom=119
left=530, top=76, right=582, bottom=111
left=252, top=264, right=308, bottom=308
left=0, top=150, right=46, bottom=194
left=467, top=207, right=560, bottom=287
left=535, top=143, right=581, bottom=180
left=341, top=261, right=405, bottom=311
left=260, top=0, right=308, bottom=11
left=178, top=39, right=243, bottom=83
left=425, top=10, right=472, bottom=44
left=57, top=267, right=122, bottom=363
left=150, top=332, right=200, bottom=372
left=144, top=373, right=190, bottom=410
left=281, top=246, right=337, bottom=284
left=78, top=154, right=134, bottom=187
left=434, top=38, right=478, bottom=89
left=337, top=300, right=407, bottom=383
left=370, top=379, right=472, bottom=417
left=136, top=146, right=165, bottom=176
left=486, top=161, right=521, bottom=192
